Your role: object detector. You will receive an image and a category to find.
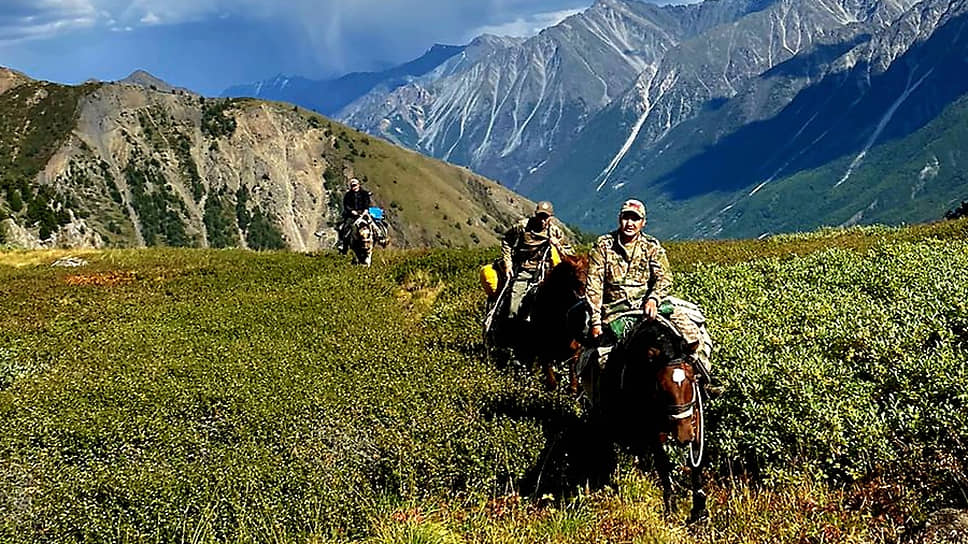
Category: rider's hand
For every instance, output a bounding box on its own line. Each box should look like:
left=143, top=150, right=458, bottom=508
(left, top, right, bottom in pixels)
left=643, top=298, right=658, bottom=321
left=591, top=325, right=603, bottom=338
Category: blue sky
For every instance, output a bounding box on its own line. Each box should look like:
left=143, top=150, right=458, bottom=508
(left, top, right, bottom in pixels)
left=0, top=0, right=595, bottom=95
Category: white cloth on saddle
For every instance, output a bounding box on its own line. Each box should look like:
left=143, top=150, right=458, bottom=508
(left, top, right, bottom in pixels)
left=661, top=296, right=713, bottom=373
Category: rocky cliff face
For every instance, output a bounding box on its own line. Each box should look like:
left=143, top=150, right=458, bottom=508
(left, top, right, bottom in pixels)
left=0, top=67, right=29, bottom=95
left=222, top=44, right=467, bottom=116
left=339, top=0, right=708, bottom=189
left=0, top=73, right=534, bottom=250
left=535, top=0, right=968, bottom=237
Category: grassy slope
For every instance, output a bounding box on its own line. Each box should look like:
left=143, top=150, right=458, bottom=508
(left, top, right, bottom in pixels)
left=697, top=94, right=968, bottom=238
left=1, top=219, right=967, bottom=542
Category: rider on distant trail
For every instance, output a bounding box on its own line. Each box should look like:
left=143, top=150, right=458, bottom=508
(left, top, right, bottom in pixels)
left=338, top=178, right=371, bottom=254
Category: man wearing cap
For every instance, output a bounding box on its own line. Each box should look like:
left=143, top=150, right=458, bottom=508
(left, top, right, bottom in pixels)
left=500, top=201, right=573, bottom=324
left=338, top=178, right=371, bottom=253
left=586, top=199, right=671, bottom=340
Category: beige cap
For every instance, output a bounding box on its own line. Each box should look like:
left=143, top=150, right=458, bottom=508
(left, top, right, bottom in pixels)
left=619, top=199, right=646, bottom=219
left=534, top=201, right=555, bottom=217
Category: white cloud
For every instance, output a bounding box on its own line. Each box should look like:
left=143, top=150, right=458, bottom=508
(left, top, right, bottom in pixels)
left=1, top=0, right=593, bottom=43
left=0, top=0, right=595, bottom=75
left=0, top=0, right=99, bottom=42
left=139, top=11, right=160, bottom=24
left=468, top=7, right=583, bottom=38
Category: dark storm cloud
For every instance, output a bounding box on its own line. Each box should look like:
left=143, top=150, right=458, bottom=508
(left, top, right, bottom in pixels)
left=0, top=0, right=98, bottom=42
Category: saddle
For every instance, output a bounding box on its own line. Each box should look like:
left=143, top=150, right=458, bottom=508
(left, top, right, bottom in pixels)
left=575, top=297, right=713, bottom=378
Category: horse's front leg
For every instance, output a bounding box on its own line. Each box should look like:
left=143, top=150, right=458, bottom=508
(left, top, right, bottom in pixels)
left=567, top=340, right=581, bottom=395
left=652, top=442, right=675, bottom=516
left=688, top=464, right=708, bottom=524
left=541, top=358, right=559, bottom=391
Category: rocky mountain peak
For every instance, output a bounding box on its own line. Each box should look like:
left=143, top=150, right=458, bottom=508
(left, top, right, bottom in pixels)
left=118, top=70, right=193, bottom=94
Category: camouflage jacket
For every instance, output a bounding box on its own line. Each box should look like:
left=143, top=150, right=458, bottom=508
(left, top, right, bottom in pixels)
left=501, top=218, right=573, bottom=274
left=586, top=231, right=672, bottom=327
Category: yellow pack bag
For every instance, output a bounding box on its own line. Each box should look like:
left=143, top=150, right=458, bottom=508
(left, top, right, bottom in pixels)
left=480, top=262, right=500, bottom=297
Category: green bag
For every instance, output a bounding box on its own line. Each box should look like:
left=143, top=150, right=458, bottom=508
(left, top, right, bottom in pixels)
left=608, top=315, right=639, bottom=341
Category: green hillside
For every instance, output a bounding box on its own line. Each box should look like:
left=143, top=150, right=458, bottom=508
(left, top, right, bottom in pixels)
left=1, top=219, right=967, bottom=542
left=0, top=71, right=534, bottom=250
left=690, top=94, right=968, bottom=238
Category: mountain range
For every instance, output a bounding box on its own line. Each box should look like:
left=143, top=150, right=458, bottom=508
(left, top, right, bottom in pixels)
left=230, top=0, right=968, bottom=238
left=0, top=68, right=534, bottom=250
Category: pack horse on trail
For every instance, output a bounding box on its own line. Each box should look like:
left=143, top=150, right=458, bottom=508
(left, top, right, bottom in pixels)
left=347, top=207, right=389, bottom=267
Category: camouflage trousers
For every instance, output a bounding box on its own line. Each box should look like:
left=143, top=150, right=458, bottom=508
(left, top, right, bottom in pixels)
left=507, top=269, right=535, bottom=321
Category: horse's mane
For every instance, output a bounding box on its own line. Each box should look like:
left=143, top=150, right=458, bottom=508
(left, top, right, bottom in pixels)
left=540, top=253, right=588, bottom=299
left=525, top=254, right=590, bottom=362
left=620, top=318, right=687, bottom=369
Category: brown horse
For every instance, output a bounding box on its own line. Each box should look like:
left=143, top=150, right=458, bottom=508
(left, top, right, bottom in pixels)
left=527, top=255, right=709, bottom=523
left=524, top=254, right=589, bottom=391
left=484, top=254, right=587, bottom=383
left=595, top=317, right=708, bottom=522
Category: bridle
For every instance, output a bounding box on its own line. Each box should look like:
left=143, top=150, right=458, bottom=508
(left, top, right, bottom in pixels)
left=664, top=357, right=697, bottom=421
left=609, top=317, right=708, bottom=469
left=657, top=355, right=705, bottom=468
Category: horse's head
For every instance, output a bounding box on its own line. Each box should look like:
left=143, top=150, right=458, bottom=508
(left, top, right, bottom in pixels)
left=656, top=356, right=699, bottom=444
left=353, top=213, right=373, bottom=246
left=624, top=319, right=700, bottom=444
left=555, top=253, right=588, bottom=296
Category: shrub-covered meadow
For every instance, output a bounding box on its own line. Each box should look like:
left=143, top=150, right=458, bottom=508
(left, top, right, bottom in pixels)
left=1, top=219, right=966, bottom=542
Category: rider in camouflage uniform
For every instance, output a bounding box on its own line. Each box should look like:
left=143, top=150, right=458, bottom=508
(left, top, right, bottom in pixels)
left=586, top=199, right=704, bottom=357
left=501, top=200, right=573, bottom=322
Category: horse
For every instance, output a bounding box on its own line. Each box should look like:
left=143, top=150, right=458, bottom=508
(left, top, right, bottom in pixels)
left=348, top=211, right=375, bottom=266
left=593, top=316, right=709, bottom=523
left=527, top=254, right=589, bottom=391
left=524, top=255, right=710, bottom=523
left=484, top=254, right=588, bottom=388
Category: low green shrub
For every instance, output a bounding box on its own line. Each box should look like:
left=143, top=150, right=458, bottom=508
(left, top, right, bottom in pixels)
left=0, top=222, right=966, bottom=541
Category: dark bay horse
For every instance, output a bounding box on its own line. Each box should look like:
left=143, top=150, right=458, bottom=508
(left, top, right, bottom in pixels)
left=484, top=254, right=588, bottom=384
left=526, top=254, right=709, bottom=523
left=527, top=254, right=589, bottom=391
left=595, top=317, right=708, bottom=523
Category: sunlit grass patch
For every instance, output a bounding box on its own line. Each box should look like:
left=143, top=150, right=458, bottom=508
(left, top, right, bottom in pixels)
left=368, top=518, right=463, bottom=544
left=63, top=270, right=136, bottom=286
left=703, top=476, right=888, bottom=544
left=0, top=248, right=100, bottom=268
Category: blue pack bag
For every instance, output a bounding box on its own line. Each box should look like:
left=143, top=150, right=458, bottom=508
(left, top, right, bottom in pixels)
left=368, top=207, right=384, bottom=221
